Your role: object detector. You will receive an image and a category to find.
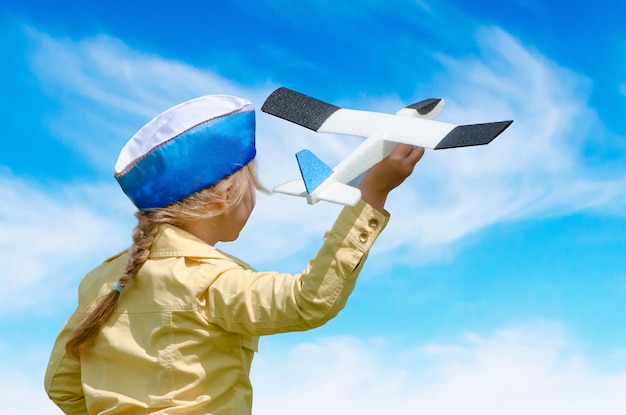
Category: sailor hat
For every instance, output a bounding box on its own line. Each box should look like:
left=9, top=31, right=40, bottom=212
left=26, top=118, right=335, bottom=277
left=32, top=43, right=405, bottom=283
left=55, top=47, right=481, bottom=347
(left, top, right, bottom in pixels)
left=114, top=95, right=256, bottom=210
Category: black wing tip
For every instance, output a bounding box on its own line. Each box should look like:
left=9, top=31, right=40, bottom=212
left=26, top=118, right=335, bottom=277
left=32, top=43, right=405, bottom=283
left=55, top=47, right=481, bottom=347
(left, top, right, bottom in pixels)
left=435, top=120, right=513, bottom=150
left=260, top=87, right=295, bottom=113
left=405, top=98, right=443, bottom=115
left=261, top=87, right=340, bottom=131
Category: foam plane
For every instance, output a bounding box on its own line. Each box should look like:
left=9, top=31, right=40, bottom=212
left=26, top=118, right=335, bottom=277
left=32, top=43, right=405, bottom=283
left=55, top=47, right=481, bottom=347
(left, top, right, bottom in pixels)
left=261, top=87, right=513, bottom=206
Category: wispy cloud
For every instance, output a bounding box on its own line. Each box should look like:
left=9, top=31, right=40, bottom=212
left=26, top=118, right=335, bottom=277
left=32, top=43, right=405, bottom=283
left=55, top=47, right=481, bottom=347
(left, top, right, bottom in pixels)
left=250, top=323, right=626, bottom=414
left=0, top=369, right=59, bottom=414
left=0, top=340, right=61, bottom=414
left=0, top=173, right=133, bottom=316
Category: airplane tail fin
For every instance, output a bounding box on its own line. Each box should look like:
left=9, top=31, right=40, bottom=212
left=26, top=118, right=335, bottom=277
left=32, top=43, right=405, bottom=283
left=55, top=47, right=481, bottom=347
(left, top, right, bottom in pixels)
left=396, top=98, right=445, bottom=120
left=295, top=149, right=333, bottom=193
left=272, top=149, right=352, bottom=202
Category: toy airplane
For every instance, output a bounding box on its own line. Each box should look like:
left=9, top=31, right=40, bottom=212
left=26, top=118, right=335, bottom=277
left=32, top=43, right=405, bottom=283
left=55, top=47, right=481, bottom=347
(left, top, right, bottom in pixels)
left=261, top=87, right=513, bottom=206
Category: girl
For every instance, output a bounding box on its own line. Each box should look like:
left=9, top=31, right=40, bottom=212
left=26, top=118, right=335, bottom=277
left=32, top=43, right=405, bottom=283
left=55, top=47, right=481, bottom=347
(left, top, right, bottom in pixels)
left=45, top=94, right=424, bottom=414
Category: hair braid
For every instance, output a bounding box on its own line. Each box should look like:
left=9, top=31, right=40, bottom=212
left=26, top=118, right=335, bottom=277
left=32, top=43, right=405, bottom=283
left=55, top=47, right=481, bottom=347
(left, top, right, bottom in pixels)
left=64, top=211, right=160, bottom=358
left=118, top=211, right=160, bottom=289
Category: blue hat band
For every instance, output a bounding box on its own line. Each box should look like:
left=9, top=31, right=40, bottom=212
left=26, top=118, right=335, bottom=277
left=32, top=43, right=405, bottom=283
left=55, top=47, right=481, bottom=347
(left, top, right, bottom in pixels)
left=116, top=110, right=256, bottom=210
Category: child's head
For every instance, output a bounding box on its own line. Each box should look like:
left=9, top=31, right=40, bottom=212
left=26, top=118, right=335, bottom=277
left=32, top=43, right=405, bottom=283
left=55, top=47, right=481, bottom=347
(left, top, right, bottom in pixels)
left=114, top=94, right=257, bottom=211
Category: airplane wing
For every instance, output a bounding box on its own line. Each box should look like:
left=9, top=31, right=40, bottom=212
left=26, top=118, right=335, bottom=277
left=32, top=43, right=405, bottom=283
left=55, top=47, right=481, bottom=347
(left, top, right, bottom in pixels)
left=261, top=87, right=512, bottom=149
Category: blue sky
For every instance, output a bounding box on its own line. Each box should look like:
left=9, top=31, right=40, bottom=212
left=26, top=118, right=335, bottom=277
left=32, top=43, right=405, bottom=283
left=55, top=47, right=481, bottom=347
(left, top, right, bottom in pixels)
left=1, top=1, right=625, bottom=413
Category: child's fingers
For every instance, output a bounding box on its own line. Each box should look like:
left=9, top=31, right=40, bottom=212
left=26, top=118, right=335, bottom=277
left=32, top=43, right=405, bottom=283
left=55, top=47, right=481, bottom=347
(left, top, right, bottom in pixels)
left=389, top=144, right=425, bottom=167
left=390, top=144, right=425, bottom=159
left=390, top=143, right=415, bottom=157
left=407, top=146, right=425, bottom=164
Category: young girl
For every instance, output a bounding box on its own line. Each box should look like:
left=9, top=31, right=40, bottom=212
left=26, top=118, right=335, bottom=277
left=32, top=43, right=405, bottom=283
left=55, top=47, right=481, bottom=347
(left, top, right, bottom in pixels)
left=45, top=94, right=424, bottom=414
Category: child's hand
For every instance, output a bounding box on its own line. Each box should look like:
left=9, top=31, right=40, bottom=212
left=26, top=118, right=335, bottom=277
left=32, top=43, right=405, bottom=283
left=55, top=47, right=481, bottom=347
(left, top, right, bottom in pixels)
left=358, top=144, right=425, bottom=213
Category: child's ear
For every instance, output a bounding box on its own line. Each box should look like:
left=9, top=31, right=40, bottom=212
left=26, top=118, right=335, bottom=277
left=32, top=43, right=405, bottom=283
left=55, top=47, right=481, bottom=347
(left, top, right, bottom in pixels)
left=220, top=183, right=234, bottom=199
left=216, top=185, right=232, bottom=215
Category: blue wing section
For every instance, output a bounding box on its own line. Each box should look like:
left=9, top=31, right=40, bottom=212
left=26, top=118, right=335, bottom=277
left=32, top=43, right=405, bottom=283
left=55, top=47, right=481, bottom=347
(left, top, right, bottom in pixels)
left=295, top=149, right=333, bottom=194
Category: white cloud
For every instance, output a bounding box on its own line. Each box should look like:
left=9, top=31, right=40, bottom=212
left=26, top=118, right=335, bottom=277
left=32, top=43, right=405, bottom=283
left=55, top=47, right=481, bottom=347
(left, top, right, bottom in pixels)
left=0, top=173, right=134, bottom=316
left=0, top=370, right=60, bottom=414
left=251, top=323, right=626, bottom=415
left=0, top=341, right=62, bottom=414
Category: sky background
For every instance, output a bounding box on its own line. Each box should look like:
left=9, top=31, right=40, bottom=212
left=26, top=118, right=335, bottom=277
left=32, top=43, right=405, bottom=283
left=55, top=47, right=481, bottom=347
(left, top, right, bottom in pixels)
left=1, top=0, right=626, bottom=413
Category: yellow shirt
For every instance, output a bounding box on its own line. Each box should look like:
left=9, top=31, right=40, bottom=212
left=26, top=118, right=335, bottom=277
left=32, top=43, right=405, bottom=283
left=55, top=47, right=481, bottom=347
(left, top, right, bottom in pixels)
left=45, top=200, right=388, bottom=414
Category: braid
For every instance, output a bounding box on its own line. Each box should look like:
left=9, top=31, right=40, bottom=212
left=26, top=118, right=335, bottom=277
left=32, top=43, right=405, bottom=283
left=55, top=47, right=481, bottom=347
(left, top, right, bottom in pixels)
left=117, top=212, right=160, bottom=290
left=64, top=211, right=159, bottom=358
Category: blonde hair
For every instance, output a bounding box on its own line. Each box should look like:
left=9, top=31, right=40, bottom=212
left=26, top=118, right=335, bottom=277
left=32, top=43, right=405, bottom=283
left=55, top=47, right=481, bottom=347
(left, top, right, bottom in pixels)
left=65, top=161, right=259, bottom=358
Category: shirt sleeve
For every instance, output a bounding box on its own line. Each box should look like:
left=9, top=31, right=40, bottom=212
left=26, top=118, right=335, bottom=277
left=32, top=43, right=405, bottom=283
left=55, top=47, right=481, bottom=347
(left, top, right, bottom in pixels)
left=206, top=199, right=389, bottom=335
left=44, top=315, right=88, bottom=415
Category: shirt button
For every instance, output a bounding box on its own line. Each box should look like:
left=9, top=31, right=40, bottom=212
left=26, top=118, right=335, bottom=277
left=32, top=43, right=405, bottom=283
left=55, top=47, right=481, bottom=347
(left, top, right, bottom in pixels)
left=359, top=232, right=369, bottom=242
left=369, top=218, right=379, bottom=228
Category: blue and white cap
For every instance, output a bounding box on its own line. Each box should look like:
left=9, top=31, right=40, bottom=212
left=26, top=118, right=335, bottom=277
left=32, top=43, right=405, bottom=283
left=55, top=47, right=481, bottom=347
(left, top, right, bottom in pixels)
left=114, top=95, right=256, bottom=210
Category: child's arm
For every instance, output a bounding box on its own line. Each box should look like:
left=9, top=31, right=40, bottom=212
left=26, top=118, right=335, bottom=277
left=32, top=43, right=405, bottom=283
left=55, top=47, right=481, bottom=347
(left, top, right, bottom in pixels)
left=208, top=199, right=387, bottom=334
left=358, top=144, right=425, bottom=213
left=206, top=145, right=425, bottom=335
